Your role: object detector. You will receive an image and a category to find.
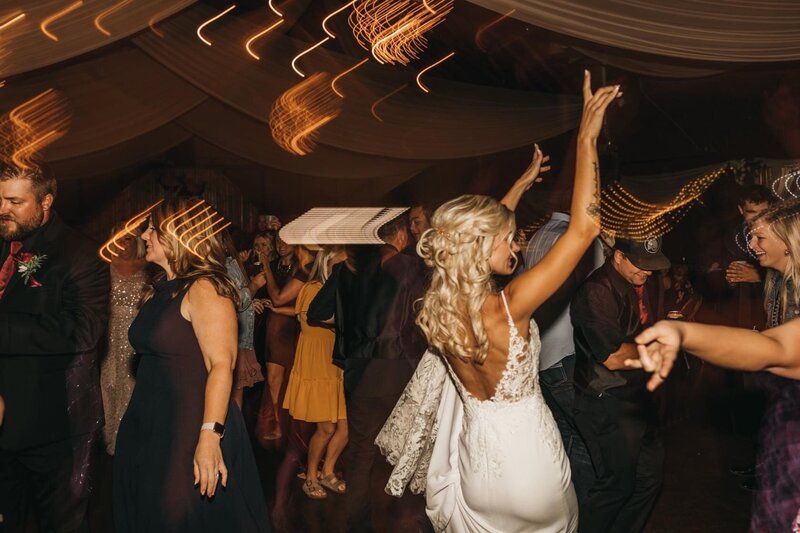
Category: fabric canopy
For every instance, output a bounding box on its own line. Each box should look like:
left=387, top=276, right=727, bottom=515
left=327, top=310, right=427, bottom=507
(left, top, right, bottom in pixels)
left=466, top=0, right=800, bottom=62
left=0, top=0, right=195, bottom=78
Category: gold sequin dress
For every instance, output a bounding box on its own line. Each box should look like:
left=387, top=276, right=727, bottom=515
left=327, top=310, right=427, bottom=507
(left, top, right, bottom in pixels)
left=100, top=265, right=147, bottom=455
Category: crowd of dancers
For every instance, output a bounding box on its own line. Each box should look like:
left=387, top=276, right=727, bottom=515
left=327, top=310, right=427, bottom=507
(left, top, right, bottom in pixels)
left=1, top=71, right=800, bottom=533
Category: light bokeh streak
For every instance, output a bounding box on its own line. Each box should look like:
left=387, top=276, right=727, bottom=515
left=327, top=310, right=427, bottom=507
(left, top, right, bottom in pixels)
left=160, top=199, right=231, bottom=258
left=41, top=1, right=83, bottom=42
left=416, top=51, right=454, bottom=93
left=0, top=11, right=25, bottom=32
left=269, top=72, right=342, bottom=156
left=370, top=83, right=407, bottom=122
left=245, top=19, right=284, bottom=60
left=99, top=199, right=164, bottom=263
left=196, top=4, right=236, bottom=46
left=291, top=36, right=330, bottom=77
left=95, top=0, right=135, bottom=37
left=349, top=0, right=453, bottom=65
left=1, top=89, right=70, bottom=170
left=475, top=8, right=515, bottom=52
left=268, top=0, right=282, bottom=18
left=331, top=57, right=368, bottom=97
left=322, top=0, right=356, bottom=39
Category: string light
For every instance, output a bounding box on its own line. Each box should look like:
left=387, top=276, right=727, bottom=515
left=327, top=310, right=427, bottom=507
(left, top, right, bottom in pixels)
left=0, top=11, right=25, bottom=32
left=370, top=83, right=407, bottom=122
left=268, top=0, right=282, bottom=17
left=600, top=166, right=727, bottom=239
left=322, top=0, right=357, bottom=39
left=269, top=72, right=342, bottom=156
left=95, top=0, right=134, bottom=37
left=475, top=8, right=515, bottom=52
left=99, top=200, right=164, bottom=262
left=291, top=36, right=330, bottom=77
left=1, top=89, right=70, bottom=170
left=160, top=199, right=231, bottom=258
left=244, top=19, right=284, bottom=60
left=416, top=51, right=454, bottom=93
left=196, top=4, right=236, bottom=46
left=349, top=0, right=453, bottom=65
left=40, top=1, right=83, bottom=41
left=331, top=57, right=368, bottom=97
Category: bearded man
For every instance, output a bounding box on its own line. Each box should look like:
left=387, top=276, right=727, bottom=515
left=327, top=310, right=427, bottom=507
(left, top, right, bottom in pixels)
left=0, top=165, right=109, bottom=533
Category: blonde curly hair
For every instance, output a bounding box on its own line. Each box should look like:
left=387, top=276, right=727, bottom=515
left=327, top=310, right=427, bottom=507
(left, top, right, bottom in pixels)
left=416, top=194, right=515, bottom=364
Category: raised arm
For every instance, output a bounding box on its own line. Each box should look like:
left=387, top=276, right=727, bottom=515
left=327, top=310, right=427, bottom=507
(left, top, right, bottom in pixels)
left=500, top=144, right=550, bottom=211
left=506, top=71, right=620, bottom=319
left=632, top=319, right=800, bottom=390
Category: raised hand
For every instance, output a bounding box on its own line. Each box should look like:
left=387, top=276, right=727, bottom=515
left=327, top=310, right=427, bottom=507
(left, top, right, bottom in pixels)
left=578, top=70, right=622, bottom=142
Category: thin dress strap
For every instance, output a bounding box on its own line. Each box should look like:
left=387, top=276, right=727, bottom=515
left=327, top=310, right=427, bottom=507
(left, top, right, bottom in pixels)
left=500, top=290, right=515, bottom=327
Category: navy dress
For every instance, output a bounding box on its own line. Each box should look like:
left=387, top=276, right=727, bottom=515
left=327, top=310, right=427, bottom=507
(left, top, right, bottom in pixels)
left=113, top=278, right=270, bottom=532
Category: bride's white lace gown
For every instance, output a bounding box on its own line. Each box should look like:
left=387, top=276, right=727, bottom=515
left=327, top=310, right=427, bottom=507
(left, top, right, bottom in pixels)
left=377, top=291, right=578, bottom=532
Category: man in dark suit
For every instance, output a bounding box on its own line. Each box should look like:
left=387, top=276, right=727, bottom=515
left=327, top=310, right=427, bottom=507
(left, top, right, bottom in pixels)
left=570, top=237, right=670, bottom=533
left=0, top=165, right=109, bottom=533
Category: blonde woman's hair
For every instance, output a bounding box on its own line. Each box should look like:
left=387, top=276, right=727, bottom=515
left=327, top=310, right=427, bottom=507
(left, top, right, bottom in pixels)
left=416, top=194, right=515, bottom=364
left=755, top=199, right=800, bottom=317
left=309, top=245, right=345, bottom=284
left=142, top=197, right=241, bottom=307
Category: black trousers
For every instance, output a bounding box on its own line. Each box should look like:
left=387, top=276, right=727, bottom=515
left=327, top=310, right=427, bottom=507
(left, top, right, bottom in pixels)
left=344, top=385, right=429, bottom=533
left=0, top=434, right=94, bottom=533
left=574, top=393, right=664, bottom=533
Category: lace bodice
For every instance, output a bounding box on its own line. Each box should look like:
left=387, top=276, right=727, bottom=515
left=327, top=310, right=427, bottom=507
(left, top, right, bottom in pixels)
left=444, top=291, right=540, bottom=404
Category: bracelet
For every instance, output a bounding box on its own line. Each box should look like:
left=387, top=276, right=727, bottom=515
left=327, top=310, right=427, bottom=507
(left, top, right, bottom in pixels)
left=201, top=421, right=225, bottom=438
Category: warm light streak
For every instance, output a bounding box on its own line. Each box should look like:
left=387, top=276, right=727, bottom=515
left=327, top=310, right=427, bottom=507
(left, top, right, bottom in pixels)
left=95, top=0, right=134, bottom=37
left=270, top=72, right=342, bottom=156
left=40, top=1, right=83, bottom=42
left=349, top=0, right=453, bottom=65
left=196, top=4, right=236, bottom=46
left=370, top=83, right=407, bottom=122
left=159, top=199, right=230, bottom=259
left=322, top=0, right=356, bottom=38
left=244, top=18, right=284, bottom=60
left=148, top=3, right=183, bottom=38
left=0, top=81, right=5, bottom=88
left=331, top=58, right=368, bottom=97
left=99, top=200, right=164, bottom=263
left=475, top=8, right=515, bottom=52
left=2, top=89, right=70, bottom=170
left=0, top=11, right=25, bottom=32
left=416, top=51, right=454, bottom=93
left=291, top=36, right=330, bottom=77
left=268, top=0, right=282, bottom=17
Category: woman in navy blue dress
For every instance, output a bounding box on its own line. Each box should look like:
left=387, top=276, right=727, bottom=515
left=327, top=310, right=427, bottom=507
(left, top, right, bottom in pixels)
left=113, top=198, right=270, bottom=532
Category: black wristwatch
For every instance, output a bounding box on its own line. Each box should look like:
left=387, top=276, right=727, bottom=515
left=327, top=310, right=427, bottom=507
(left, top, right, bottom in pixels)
left=201, top=421, right=225, bottom=439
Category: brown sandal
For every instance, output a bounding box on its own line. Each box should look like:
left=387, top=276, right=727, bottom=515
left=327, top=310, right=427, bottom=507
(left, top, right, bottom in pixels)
left=319, top=472, right=346, bottom=494
left=302, top=478, right=328, bottom=499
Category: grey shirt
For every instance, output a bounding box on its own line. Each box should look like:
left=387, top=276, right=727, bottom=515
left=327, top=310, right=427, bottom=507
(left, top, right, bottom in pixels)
left=523, top=212, right=604, bottom=370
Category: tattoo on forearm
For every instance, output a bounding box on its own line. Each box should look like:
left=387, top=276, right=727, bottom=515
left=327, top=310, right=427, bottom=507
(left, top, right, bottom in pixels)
left=586, top=161, right=601, bottom=221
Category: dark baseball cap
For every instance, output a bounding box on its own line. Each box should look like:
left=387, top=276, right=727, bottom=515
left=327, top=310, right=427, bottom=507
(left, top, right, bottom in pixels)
left=614, top=237, right=671, bottom=271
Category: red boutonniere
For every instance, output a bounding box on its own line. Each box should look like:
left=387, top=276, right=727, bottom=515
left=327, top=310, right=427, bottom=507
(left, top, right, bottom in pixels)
left=13, top=251, right=47, bottom=287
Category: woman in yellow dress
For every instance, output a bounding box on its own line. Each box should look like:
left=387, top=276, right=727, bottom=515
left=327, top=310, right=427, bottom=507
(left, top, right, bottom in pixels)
left=273, top=246, right=348, bottom=499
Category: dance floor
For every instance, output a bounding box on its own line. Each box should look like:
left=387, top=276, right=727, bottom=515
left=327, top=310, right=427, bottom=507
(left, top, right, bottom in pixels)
left=89, top=380, right=753, bottom=533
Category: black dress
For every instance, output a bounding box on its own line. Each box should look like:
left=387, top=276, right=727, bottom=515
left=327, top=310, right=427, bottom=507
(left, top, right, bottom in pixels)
left=113, top=278, right=270, bottom=532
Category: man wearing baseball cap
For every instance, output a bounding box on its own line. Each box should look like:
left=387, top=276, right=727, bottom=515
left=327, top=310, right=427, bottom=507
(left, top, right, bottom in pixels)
left=569, top=236, right=670, bottom=533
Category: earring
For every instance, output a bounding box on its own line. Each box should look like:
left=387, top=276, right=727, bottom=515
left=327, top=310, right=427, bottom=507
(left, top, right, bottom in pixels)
left=785, top=250, right=791, bottom=256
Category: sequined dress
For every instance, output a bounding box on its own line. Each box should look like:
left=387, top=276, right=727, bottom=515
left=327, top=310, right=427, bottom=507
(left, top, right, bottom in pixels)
left=100, top=265, right=147, bottom=455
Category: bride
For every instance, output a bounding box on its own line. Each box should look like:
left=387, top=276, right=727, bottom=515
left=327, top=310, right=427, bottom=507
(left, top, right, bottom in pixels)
left=376, top=71, right=621, bottom=532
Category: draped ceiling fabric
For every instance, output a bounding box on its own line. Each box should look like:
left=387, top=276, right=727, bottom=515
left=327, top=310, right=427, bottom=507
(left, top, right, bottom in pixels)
left=466, top=0, right=800, bottom=62
left=574, top=47, right=727, bottom=79
left=0, top=0, right=195, bottom=78
left=133, top=4, right=583, bottom=160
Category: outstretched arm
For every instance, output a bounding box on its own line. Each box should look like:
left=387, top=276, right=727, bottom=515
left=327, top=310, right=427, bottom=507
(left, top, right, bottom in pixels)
left=631, top=319, right=800, bottom=390
left=506, top=71, right=620, bottom=320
